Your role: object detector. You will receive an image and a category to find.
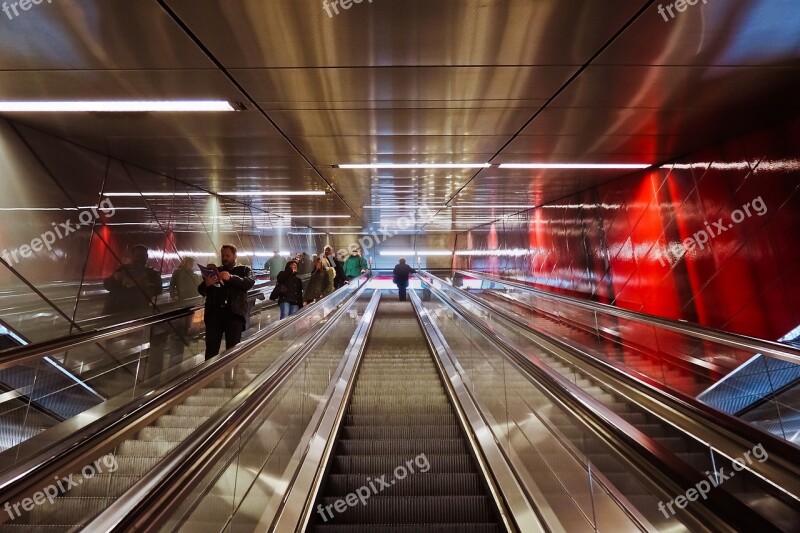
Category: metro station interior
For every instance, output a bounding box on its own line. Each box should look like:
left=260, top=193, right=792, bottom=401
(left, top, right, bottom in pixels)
left=0, top=1, right=799, bottom=531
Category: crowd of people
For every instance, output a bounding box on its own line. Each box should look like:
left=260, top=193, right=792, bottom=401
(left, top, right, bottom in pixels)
left=103, top=244, right=397, bottom=369
left=266, top=247, right=369, bottom=319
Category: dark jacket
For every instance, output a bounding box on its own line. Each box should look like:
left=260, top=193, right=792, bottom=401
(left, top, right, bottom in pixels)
left=198, top=263, right=255, bottom=321
left=326, top=254, right=345, bottom=288
left=392, top=263, right=416, bottom=284
left=303, top=268, right=329, bottom=302
left=276, top=269, right=304, bottom=305
left=103, top=264, right=162, bottom=314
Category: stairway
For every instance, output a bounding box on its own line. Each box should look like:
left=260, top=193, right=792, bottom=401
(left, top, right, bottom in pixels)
left=310, top=298, right=503, bottom=532
left=431, top=296, right=800, bottom=531
left=482, top=290, right=706, bottom=395
left=0, top=332, right=299, bottom=531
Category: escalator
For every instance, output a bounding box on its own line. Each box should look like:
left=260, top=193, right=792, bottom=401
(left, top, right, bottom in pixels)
left=3, top=279, right=799, bottom=531
left=0, top=277, right=370, bottom=531
left=420, top=273, right=800, bottom=531
left=309, top=299, right=504, bottom=531
left=477, top=283, right=716, bottom=396
left=0, top=281, right=282, bottom=455
left=460, top=270, right=800, bottom=448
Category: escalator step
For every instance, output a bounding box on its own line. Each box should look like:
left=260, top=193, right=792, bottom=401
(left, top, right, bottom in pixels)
left=337, top=439, right=468, bottom=455
left=309, top=525, right=503, bottom=532
left=341, top=426, right=463, bottom=440
left=315, top=496, right=497, bottom=525
left=348, top=404, right=453, bottom=415
left=344, top=414, right=458, bottom=427
left=136, top=426, right=195, bottom=441
left=331, top=454, right=475, bottom=474
left=324, top=473, right=486, bottom=496
left=116, top=439, right=180, bottom=457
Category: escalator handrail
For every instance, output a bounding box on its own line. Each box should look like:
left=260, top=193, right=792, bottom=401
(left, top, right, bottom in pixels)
left=410, top=289, right=551, bottom=532
left=0, top=274, right=365, bottom=510
left=459, top=270, right=800, bottom=365
left=420, top=274, right=781, bottom=532
left=426, top=271, right=800, bottom=484
left=84, top=275, right=372, bottom=531
left=270, top=289, right=382, bottom=531
left=0, top=280, right=281, bottom=370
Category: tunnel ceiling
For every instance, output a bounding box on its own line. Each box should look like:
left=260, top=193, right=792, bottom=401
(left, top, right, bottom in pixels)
left=0, top=0, right=798, bottom=236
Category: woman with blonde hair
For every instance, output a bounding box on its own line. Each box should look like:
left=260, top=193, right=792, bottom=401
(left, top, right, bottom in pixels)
left=320, top=257, right=336, bottom=297
left=303, top=256, right=335, bottom=304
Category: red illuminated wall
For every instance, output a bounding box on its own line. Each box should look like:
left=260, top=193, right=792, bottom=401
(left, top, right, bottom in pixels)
left=455, top=117, right=800, bottom=341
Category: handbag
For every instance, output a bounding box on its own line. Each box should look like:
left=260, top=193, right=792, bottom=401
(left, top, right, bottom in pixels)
left=269, top=282, right=288, bottom=301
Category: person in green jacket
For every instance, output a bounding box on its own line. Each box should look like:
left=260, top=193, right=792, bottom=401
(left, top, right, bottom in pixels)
left=169, top=256, right=202, bottom=302
left=343, top=249, right=368, bottom=281
left=267, top=250, right=287, bottom=281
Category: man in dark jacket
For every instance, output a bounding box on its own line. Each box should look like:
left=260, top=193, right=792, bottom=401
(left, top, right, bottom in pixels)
left=198, top=244, right=255, bottom=360
left=392, top=257, right=416, bottom=301
left=103, top=244, right=161, bottom=317
left=275, top=260, right=304, bottom=319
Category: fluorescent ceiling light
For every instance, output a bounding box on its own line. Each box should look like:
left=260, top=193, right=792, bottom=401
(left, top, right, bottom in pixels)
left=379, top=250, right=453, bottom=256
left=449, top=205, right=535, bottom=209
left=498, top=163, right=651, bottom=169
left=0, top=101, right=236, bottom=112
left=338, top=163, right=490, bottom=169
left=77, top=206, right=147, bottom=210
left=363, top=205, right=445, bottom=209
left=0, top=207, right=78, bottom=211
left=217, top=191, right=326, bottom=197
left=288, top=232, right=327, bottom=236
left=312, top=226, right=364, bottom=229
left=289, top=215, right=351, bottom=219
left=103, top=192, right=210, bottom=197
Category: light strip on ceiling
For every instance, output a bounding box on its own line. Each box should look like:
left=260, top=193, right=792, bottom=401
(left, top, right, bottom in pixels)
left=102, top=192, right=210, bottom=197
left=379, top=250, right=453, bottom=256
left=289, top=215, right=351, bottom=219
left=217, top=191, right=326, bottom=196
left=338, top=163, right=490, bottom=169
left=498, top=163, right=651, bottom=169
left=0, top=101, right=237, bottom=112
left=363, top=205, right=445, bottom=209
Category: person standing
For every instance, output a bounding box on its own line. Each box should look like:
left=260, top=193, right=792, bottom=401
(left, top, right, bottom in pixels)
left=321, top=257, right=336, bottom=297
left=303, top=256, right=329, bottom=304
left=273, top=260, right=304, bottom=319
left=300, top=252, right=313, bottom=275
left=324, top=245, right=345, bottom=289
left=198, top=244, right=255, bottom=360
left=103, top=244, right=161, bottom=317
left=392, top=258, right=416, bottom=301
left=169, top=256, right=201, bottom=302
left=165, top=256, right=201, bottom=362
left=267, top=250, right=287, bottom=281
left=343, top=249, right=368, bottom=281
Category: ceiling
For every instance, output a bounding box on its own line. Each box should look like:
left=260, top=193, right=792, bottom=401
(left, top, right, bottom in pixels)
left=1, top=0, right=799, bottom=238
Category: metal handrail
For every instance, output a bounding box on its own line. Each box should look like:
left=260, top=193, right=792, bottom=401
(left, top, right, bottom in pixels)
left=424, top=271, right=800, bottom=483
left=0, top=280, right=280, bottom=370
left=270, top=289, right=382, bottom=531
left=84, top=275, right=372, bottom=531
left=420, top=275, right=771, bottom=532
left=459, top=270, right=800, bottom=365
left=410, top=288, right=547, bottom=532
left=0, top=275, right=367, bottom=513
